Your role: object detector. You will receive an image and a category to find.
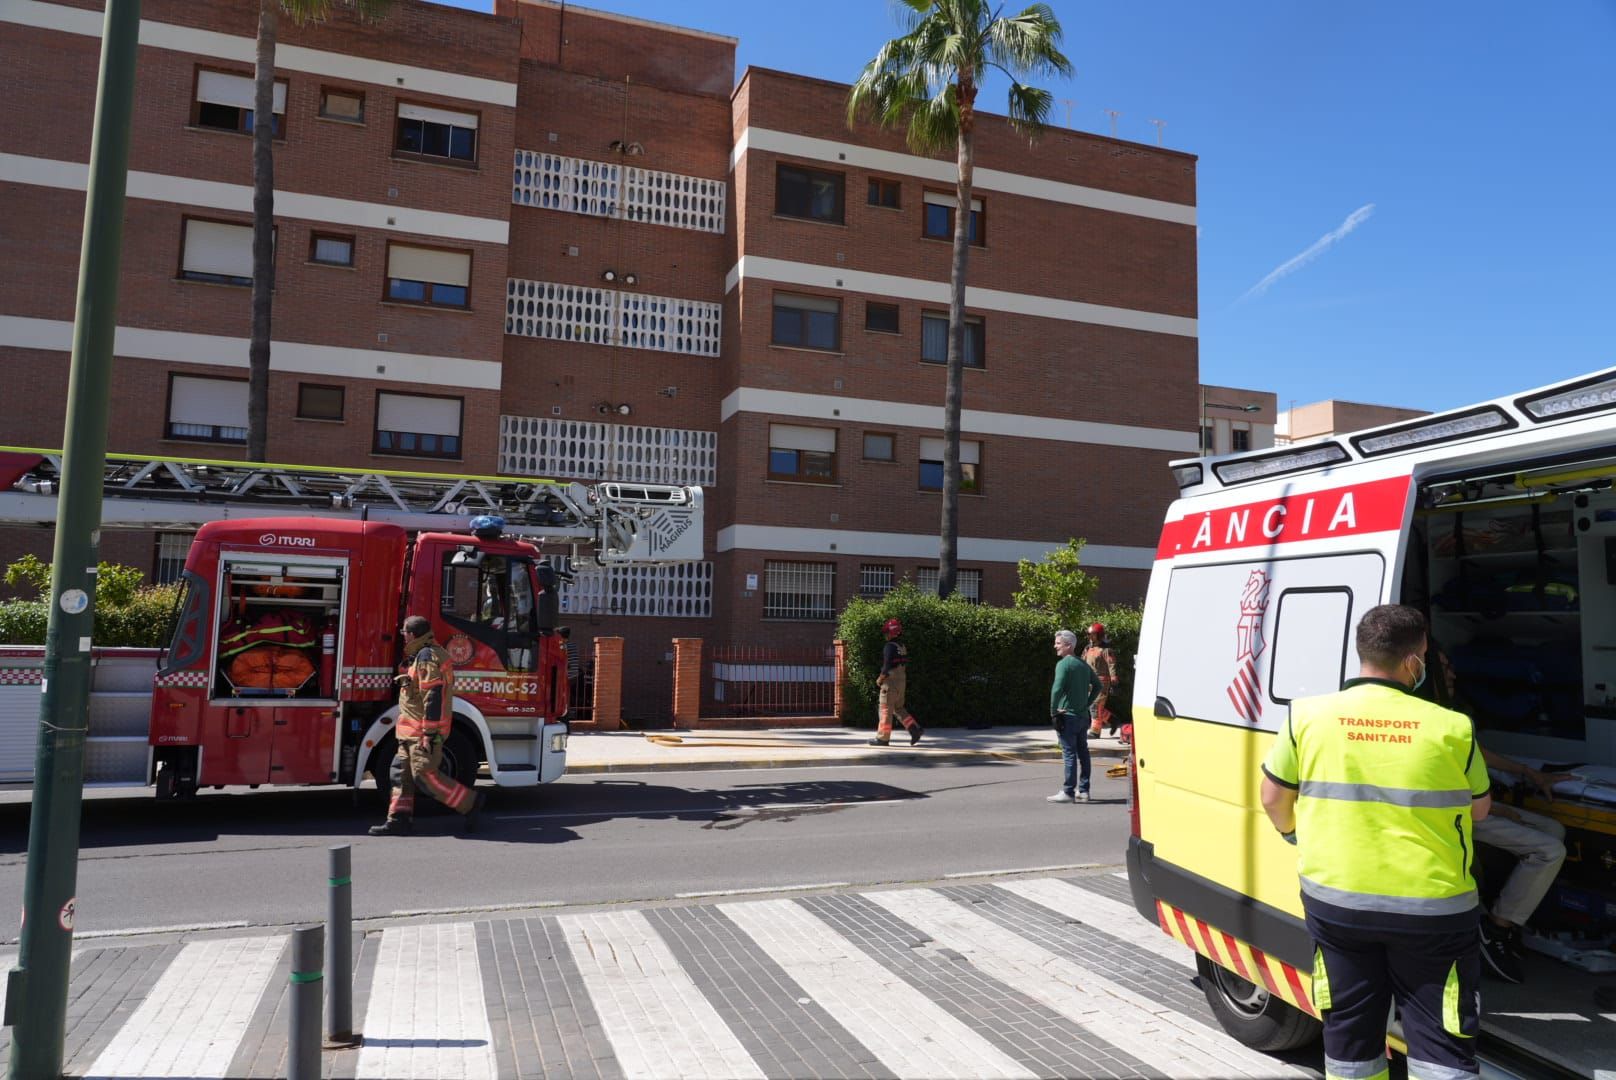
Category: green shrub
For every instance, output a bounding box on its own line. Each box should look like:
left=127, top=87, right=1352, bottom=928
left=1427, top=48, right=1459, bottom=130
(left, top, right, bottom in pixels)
left=838, top=584, right=1060, bottom=728
left=0, top=555, right=182, bottom=647
left=0, top=600, right=49, bottom=646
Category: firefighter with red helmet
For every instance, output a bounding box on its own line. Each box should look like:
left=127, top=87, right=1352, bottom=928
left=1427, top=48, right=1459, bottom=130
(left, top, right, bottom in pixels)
left=870, top=617, right=924, bottom=746
left=1083, top=621, right=1121, bottom=738
left=369, top=614, right=484, bottom=836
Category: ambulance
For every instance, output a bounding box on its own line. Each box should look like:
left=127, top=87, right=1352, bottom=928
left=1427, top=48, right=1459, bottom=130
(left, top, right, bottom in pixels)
left=1128, top=367, right=1616, bottom=1078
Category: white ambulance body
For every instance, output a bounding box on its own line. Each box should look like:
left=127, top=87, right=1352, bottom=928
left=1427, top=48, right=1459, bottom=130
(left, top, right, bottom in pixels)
left=1128, top=367, right=1616, bottom=1078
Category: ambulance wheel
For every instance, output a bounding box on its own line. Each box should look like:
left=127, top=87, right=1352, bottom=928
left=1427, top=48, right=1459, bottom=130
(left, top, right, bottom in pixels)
left=1197, top=953, right=1320, bottom=1052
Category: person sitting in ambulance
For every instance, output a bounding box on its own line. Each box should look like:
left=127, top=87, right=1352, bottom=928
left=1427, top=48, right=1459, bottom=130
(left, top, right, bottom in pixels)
left=1433, top=648, right=1570, bottom=985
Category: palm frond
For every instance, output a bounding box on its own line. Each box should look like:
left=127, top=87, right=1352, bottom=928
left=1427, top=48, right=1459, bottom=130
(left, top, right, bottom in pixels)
left=984, top=5, right=1073, bottom=80
left=281, top=0, right=393, bottom=26
left=1004, top=82, right=1054, bottom=140
left=906, top=84, right=960, bottom=153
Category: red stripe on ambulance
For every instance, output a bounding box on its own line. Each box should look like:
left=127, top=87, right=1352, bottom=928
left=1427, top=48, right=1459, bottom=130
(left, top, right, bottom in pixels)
left=1156, top=476, right=1411, bottom=560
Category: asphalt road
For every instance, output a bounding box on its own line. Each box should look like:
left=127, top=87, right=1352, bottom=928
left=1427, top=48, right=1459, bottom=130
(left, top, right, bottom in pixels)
left=0, top=758, right=1132, bottom=938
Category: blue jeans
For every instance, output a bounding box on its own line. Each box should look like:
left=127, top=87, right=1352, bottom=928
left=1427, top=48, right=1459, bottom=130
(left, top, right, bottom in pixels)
left=1053, top=711, right=1090, bottom=795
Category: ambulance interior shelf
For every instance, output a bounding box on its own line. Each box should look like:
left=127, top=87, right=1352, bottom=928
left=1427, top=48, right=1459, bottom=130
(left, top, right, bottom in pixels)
left=213, top=560, right=343, bottom=701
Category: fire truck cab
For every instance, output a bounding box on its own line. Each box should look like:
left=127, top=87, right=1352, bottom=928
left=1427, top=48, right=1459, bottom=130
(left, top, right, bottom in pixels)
left=151, top=516, right=569, bottom=799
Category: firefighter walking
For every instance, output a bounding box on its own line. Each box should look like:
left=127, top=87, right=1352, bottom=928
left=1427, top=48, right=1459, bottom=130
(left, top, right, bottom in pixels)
left=869, top=618, right=924, bottom=746
left=370, top=615, right=485, bottom=836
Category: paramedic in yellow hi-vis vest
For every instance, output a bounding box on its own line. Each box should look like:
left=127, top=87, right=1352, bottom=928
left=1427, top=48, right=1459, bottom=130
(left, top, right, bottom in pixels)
left=1260, top=605, right=1492, bottom=1080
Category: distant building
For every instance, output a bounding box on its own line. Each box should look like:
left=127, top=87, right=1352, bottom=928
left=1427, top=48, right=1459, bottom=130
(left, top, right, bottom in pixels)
left=1276, top=400, right=1430, bottom=445
left=1198, top=385, right=1277, bottom=456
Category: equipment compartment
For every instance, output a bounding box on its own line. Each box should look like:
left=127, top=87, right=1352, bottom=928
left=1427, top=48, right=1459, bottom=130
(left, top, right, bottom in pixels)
left=211, top=557, right=346, bottom=702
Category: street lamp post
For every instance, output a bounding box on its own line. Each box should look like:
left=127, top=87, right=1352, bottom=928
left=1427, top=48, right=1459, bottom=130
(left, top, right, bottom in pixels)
left=1199, top=387, right=1262, bottom=456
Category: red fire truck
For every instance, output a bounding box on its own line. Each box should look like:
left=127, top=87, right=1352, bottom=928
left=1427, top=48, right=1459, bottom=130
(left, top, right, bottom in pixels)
left=0, top=449, right=704, bottom=799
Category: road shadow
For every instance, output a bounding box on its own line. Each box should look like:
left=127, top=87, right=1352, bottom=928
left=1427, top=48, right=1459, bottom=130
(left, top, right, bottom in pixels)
left=0, top=777, right=929, bottom=853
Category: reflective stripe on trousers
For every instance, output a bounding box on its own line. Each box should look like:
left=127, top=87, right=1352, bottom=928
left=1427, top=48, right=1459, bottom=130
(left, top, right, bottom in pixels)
left=388, top=737, right=474, bottom=818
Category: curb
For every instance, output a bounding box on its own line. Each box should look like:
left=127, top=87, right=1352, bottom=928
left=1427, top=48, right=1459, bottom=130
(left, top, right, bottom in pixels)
left=567, top=744, right=1128, bottom=775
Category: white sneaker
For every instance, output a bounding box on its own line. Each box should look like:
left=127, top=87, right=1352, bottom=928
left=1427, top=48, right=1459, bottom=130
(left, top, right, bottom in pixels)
left=1075, top=791, right=1090, bottom=803
left=1046, top=791, right=1075, bottom=803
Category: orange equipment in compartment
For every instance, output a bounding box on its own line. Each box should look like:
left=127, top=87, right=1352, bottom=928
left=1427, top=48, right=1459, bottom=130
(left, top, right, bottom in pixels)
left=227, top=646, right=316, bottom=690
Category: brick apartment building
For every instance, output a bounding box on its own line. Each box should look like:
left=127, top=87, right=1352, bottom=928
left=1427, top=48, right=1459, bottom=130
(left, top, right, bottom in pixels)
left=0, top=0, right=1199, bottom=717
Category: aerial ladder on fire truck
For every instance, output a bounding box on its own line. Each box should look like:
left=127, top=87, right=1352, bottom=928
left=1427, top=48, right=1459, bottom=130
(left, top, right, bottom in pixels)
left=0, top=445, right=704, bottom=564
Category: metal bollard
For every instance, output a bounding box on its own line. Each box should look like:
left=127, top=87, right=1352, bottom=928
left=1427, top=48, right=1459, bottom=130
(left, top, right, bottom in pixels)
left=325, top=844, right=359, bottom=1046
left=288, top=924, right=324, bottom=1080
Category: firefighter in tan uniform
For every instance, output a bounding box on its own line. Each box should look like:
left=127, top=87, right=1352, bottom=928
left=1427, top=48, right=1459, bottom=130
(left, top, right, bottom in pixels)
left=1083, top=622, right=1120, bottom=737
left=870, top=618, right=924, bottom=746
left=369, top=615, right=484, bottom=836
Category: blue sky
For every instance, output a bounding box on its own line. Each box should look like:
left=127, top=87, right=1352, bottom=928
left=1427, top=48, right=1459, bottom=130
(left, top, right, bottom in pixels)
left=439, top=1, right=1615, bottom=414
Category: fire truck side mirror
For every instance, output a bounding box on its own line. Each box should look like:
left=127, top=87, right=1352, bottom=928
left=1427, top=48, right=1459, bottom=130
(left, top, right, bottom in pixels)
left=534, top=564, right=560, bottom=632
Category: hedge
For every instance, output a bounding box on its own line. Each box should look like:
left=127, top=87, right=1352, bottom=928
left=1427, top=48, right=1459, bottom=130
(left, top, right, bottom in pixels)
left=0, top=580, right=181, bottom=648
left=838, top=585, right=1145, bottom=729
left=838, top=585, right=1060, bottom=728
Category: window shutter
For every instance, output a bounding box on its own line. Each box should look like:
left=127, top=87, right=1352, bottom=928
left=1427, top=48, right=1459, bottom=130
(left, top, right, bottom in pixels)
left=182, top=220, right=253, bottom=279
left=397, top=103, right=479, bottom=129
left=387, top=245, right=471, bottom=287
left=769, top=424, right=836, bottom=453
left=775, top=293, right=839, bottom=314
left=196, top=70, right=285, bottom=114
left=169, top=377, right=247, bottom=427
left=922, top=190, right=982, bottom=212
left=919, top=437, right=980, bottom=464
left=377, top=393, right=461, bottom=436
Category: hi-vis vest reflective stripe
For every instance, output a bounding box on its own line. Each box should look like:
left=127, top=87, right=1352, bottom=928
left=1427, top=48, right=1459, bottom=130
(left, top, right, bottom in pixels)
left=1288, top=682, right=1482, bottom=916
left=397, top=642, right=454, bottom=740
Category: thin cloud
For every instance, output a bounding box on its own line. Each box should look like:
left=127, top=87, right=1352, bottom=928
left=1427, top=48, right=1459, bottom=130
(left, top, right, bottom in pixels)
left=1239, top=203, right=1375, bottom=302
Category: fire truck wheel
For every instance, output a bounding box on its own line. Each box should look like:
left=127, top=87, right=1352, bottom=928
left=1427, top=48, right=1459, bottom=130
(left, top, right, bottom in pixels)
left=1196, top=953, right=1320, bottom=1052
left=367, top=733, right=398, bottom=805
left=440, top=726, right=480, bottom=792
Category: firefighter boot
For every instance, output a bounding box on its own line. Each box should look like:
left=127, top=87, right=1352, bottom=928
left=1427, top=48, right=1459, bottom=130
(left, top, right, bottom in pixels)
left=462, top=792, right=487, bottom=835
left=908, top=719, right=924, bottom=745
left=368, top=817, right=412, bottom=837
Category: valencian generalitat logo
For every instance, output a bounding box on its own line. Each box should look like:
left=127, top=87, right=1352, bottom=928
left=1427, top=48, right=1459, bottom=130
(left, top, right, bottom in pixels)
left=1227, top=570, right=1271, bottom=723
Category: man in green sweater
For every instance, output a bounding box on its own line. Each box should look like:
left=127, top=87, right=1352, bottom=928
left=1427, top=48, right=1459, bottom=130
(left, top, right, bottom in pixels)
left=1050, top=628, right=1102, bottom=803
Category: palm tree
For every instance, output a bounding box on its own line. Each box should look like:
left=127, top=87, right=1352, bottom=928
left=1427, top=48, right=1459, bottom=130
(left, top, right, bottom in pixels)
left=249, top=0, right=391, bottom=462
left=848, top=1, right=1070, bottom=597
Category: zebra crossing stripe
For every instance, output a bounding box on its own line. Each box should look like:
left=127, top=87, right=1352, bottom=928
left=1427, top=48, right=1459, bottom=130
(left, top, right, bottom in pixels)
left=720, top=897, right=1036, bottom=1080
left=82, top=936, right=283, bottom=1079
left=866, top=888, right=1307, bottom=1079
left=997, top=877, right=1198, bottom=969
left=355, top=923, right=496, bottom=1080
left=558, top=910, right=766, bottom=1080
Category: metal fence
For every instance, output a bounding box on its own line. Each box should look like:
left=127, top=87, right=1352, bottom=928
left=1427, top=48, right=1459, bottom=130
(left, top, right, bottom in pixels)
left=709, top=644, right=837, bottom=718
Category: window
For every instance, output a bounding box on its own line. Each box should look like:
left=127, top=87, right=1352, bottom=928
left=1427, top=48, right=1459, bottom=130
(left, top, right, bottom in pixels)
left=309, top=233, right=353, bottom=267
left=772, top=292, right=840, bottom=351
left=386, top=244, right=471, bottom=308
left=374, top=391, right=462, bottom=459
left=166, top=374, right=247, bottom=443
left=920, top=312, right=985, bottom=367
left=1232, top=425, right=1252, bottom=452
left=862, top=432, right=895, bottom=462
left=860, top=564, right=895, bottom=599
left=320, top=87, right=364, bottom=123
left=154, top=532, right=195, bottom=585
left=296, top=383, right=345, bottom=421
left=193, top=69, right=285, bottom=136
left=179, top=218, right=254, bottom=286
left=917, top=566, right=983, bottom=604
left=867, top=177, right=901, bottom=208
left=918, top=437, right=982, bottom=494
left=394, top=102, right=478, bottom=164
left=865, top=302, right=899, bottom=334
left=1269, top=588, right=1352, bottom=704
left=776, top=164, right=844, bottom=223
left=923, top=190, right=983, bottom=244
left=1201, top=424, right=1216, bottom=454
left=764, top=560, right=835, bottom=620
left=768, top=424, right=836, bottom=483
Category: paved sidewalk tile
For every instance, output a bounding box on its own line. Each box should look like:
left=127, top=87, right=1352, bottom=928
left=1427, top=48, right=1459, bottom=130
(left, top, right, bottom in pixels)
left=354, top=922, right=496, bottom=1080
left=645, top=904, right=894, bottom=1080
left=478, top=916, right=622, bottom=1080
left=82, top=935, right=284, bottom=1078
left=802, top=892, right=1153, bottom=1080
left=720, top=897, right=1032, bottom=1080
left=558, top=909, right=764, bottom=1080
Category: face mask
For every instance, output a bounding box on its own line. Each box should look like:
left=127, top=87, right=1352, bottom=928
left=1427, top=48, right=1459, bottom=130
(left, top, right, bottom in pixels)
left=1409, top=655, right=1427, bottom=690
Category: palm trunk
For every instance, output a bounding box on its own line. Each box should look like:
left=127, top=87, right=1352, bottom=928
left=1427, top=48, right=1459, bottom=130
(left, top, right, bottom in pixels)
left=938, top=103, right=975, bottom=600
left=247, top=0, right=277, bottom=463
